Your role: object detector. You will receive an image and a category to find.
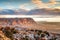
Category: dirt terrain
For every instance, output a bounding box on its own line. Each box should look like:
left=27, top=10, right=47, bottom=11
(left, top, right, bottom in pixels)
left=37, top=22, right=60, bottom=34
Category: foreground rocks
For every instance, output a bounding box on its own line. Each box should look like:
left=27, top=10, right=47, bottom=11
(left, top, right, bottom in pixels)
left=0, top=27, right=59, bottom=40
left=0, top=30, right=11, bottom=40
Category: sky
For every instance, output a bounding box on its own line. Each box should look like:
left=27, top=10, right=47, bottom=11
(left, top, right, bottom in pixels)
left=0, top=0, right=60, bottom=10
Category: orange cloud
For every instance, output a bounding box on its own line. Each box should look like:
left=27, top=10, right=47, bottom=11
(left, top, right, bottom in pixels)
left=32, top=0, right=57, bottom=8
left=49, top=0, right=57, bottom=5
left=32, top=0, right=49, bottom=8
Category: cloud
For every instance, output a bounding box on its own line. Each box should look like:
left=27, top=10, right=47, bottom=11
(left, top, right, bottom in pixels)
left=55, top=0, right=60, bottom=1
left=19, top=4, right=27, bottom=8
left=34, top=0, right=49, bottom=8
left=32, top=0, right=57, bottom=8
left=32, top=0, right=49, bottom=8
left=7, top=5, right=15, bottom=9
left=49, top=0, right=57, bottom=5
left=19, top=4, right=31, bottom=10
left=54, top=6, right=60, bottom=9
left=0, top=7, right=3, bottom=10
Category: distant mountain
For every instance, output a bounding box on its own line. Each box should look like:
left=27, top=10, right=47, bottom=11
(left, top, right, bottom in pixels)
left=0, top=9, right=28, bottom=15
left=0, top=18, right=45, bottom=30
left=15, top=9, right=28, bottom=15
left=0, top=8, right=60, bottom=15
left=0, top=9, right=15, bottom=15
left=27, top=8, right=60, bottom=15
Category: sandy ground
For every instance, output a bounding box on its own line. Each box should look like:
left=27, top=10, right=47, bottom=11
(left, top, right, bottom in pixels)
left=36, top=22, right=60, bottom=34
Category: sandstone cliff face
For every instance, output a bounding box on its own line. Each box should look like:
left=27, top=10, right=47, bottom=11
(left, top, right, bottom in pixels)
left=0, top=18, right=46, bottom=30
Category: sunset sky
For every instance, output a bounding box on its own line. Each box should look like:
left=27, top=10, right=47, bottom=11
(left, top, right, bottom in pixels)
left=0, top=0, right=60, bottom=10
left=0, top=0, right=60, bottom=22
